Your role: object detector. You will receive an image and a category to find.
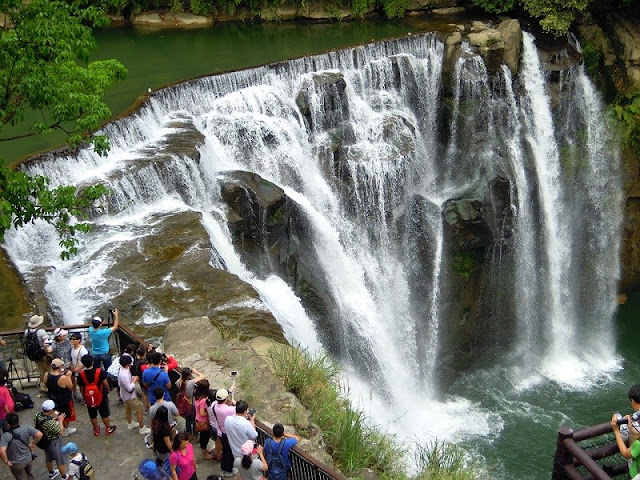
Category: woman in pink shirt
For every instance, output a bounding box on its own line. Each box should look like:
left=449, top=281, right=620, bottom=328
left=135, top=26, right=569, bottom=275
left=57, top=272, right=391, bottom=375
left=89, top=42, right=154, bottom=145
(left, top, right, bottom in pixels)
left=0, top=375, right=14, bottom=432
left=170, top=432, right=198, bottom=480
left=194, top=379, right=213, bottom=460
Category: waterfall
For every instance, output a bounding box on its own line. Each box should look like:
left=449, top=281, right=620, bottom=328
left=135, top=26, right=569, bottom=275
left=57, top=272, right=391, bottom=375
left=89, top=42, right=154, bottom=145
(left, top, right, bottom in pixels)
left=3, top=31, right=622, bottom=448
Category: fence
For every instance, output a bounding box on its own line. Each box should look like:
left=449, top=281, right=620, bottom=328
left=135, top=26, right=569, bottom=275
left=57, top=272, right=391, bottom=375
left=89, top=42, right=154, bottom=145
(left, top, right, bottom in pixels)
left=552, top=422, right=629, bottom=480
left=0, top=324, right=348, bottom=480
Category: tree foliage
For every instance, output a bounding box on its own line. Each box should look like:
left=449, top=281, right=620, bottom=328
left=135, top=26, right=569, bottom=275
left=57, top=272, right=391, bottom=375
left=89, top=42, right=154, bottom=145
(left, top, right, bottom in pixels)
left=0, top=0, right=126, bottom=257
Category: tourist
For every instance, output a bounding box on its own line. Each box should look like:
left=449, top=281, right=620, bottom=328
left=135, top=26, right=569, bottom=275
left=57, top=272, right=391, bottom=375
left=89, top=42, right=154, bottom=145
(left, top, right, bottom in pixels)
left=88, top=308, right=119, bottom=371
left=142, top=351, right=171, bottom=406
left=51, top=329, right=72, bottom=370
left=612, top=384, right=640, bottom=478
left=234, top=440, right=267, bottom=480
left=214, top=388, right=237, bottom=477
left=170, top=432, right=198, bottom=480
left=225, top=400, right=258, bottom=460
left=43, top=358, right=76, bottom=436
left=0, top=412, right=44, bottom=480
left=0, top=336, right=7, bottom=374
left=0, top=373, right=14, bottom=433
left=177, top=367, right=205, bottom=436
left=118, top=354, right=151, bottom=434
left=263, top=423, right=300, bottom=479
left=151, top=405, right=173, bottom=463
left=149, top=386, right=179, bottom=430
left=34, top=399, right=68, bottom=479
left=194, top=379, right=213, bottom=460
left=69, top=333, right=88, bottom=404
left=61, top=442, right=93, bottom=480
left=24, top=314, right=52, bottom=393
left=205, top=389, right=221, bottom=460
left=133, top=344, right=150, bottom=411
left=77, top=354, right=116, bottom=436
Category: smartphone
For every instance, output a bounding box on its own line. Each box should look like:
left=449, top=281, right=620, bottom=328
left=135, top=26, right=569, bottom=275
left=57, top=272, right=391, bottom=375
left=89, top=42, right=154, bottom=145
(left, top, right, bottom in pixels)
left=231, top=370, right=238, bottom=376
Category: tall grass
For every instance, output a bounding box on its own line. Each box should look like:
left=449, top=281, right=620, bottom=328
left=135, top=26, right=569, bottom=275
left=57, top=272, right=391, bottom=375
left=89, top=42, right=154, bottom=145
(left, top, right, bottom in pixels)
left=268, top=345, right=480, bottom=479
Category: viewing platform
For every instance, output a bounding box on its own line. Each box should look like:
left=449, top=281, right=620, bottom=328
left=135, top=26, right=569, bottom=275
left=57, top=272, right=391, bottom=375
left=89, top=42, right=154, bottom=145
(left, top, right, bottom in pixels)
left=0, top=321, right=347, bottom=480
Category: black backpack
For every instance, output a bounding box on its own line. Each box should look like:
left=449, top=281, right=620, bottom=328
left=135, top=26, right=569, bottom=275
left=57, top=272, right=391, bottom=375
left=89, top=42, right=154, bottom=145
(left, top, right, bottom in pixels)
left=10, top=385, right=34, bottom=411
left=24, top=330, right=46, bottom=361
left=71, top=453, right=94, bottom=480
left=265, top=438, right=288, bottom=480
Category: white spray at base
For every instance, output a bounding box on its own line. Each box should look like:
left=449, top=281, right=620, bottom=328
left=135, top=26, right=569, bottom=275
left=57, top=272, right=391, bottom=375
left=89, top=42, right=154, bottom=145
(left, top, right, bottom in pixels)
left=2, top=31, right=623, bottom=468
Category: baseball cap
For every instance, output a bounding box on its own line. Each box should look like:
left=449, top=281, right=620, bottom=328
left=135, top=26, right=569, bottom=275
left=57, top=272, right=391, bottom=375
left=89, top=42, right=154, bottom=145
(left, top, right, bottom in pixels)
left=216, top=388, right=229, bottom=401
left=42, top=400, right=56, bottom=411
left=61, top=442, right=78, bottom=454
left=51, top=358, right=64, bottom=369
left=91, top=317, right=102, bottom=327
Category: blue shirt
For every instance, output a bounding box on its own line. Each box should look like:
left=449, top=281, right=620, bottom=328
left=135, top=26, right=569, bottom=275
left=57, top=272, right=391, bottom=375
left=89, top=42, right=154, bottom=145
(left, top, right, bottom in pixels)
left=265, top=437, right=298, bottom=469
left=141, top=366, right=171, bottom=404
left=88, top=327, right=112, bottom=355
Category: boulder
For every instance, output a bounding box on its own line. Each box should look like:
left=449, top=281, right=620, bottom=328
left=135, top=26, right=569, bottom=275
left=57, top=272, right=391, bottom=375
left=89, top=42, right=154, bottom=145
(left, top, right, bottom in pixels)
left=497, top=18, right=522, bottom=76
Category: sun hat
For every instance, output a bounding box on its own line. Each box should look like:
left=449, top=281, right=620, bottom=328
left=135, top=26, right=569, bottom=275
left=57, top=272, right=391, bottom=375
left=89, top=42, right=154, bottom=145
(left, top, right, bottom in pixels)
left=42, top=400, right=56, bottom=411
left=240, top=440, right=255, bottom=456
left=51, top=358, right=65, bottom=369
left=28, top=315, right=44, bottom=328
left=91, top=317, right=102, bottom=327
left=61, top=442, right=78, bottom=454
left=53, top=328, right=68, bottom=338
left=216, top=388, right=229, bottom=401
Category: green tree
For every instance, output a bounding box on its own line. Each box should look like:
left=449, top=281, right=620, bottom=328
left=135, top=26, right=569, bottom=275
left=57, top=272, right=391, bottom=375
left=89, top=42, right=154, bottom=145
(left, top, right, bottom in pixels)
left=0, top=0, right=126, bottom=258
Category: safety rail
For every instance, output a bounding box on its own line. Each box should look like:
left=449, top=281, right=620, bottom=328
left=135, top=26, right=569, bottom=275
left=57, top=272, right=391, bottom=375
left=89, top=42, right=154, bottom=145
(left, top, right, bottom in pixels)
left=0, top=324, right=348, bottom=480
left=0, top=323, right=146, bottom=388
left=552, top=422, right=629, bottom=480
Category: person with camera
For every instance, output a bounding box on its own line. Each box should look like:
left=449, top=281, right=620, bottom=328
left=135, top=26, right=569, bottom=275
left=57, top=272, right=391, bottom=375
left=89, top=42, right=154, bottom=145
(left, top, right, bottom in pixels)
left=118, top=354, right=151, bottom=435
left=0, top=412, right=43, bottom=480
left=88, top=308, right=119, bottom=371
left=225, top=400, right=258, bottom=462
left=213, top=388, right=237, bottom=477
left=43, top=358, right=76, bottom=437
left=612, top=384, right=640, bottom=479
left=69, top=333, right=88, bottom=405
left=34, top=399, right=69, bottom=479
left=263, top=423, right=300, bottom=480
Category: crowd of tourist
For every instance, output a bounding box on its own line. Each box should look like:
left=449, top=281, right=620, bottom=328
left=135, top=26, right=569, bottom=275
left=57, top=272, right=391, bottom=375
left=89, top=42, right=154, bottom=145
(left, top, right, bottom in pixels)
left=0, top=312, right=301, bottom=480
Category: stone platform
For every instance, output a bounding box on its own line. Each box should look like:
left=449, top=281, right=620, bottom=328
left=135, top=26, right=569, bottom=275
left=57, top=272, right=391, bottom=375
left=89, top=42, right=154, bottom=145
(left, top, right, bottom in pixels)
left=12, top=387, right=223, bottom=480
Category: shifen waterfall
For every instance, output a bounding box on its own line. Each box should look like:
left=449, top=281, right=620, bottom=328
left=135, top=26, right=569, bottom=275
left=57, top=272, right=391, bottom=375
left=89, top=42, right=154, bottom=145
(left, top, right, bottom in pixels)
left=3, top=30, right=623, bottom=460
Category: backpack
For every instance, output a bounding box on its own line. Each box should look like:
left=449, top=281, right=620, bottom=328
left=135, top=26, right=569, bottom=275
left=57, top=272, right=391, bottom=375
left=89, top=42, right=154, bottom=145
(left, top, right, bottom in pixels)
left=79, top=368, right=103, bottom=408
left=71, top=453, right=94, bottom=480
left=163, top=455, right=180, bottom=479
left=10, top=385, right=33, bottom=411
left=265, top=438, right=288, bottom=480
left=34, top=414, right=54, bottom=449
left=24, top=329, right=46, bottom=361
left=176, top=381, right=191, bottom=417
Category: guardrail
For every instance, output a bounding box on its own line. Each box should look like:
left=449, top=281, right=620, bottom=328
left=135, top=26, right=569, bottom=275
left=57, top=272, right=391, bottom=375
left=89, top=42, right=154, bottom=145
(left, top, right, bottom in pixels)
left=551, top=422, right=629, bottom=479
left=0, top=324, right=348, bottom=480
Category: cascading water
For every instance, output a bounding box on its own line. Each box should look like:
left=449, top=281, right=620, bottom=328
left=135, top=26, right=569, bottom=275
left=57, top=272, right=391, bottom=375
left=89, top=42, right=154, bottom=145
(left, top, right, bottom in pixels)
left=3, top=30, right=623, bottom=476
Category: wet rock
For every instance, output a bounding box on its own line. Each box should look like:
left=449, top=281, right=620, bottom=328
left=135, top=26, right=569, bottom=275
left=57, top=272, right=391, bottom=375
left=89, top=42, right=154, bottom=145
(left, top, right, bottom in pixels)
left=497, top=19, right=522, bottom=76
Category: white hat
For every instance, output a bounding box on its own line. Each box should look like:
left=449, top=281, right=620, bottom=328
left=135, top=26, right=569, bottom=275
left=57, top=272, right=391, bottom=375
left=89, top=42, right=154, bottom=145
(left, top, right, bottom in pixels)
left=42, top=400, right=56, bottom=411
left=53, top=328, right=68, bottom=338
left=28, top=315, right=44, bottom=328
left=216, top=388, right=229, bottom=401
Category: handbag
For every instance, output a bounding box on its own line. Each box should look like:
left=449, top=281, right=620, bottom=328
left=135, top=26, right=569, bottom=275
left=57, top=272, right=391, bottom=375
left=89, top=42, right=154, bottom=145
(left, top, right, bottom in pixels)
left=195, top=421, right=210, bottom=432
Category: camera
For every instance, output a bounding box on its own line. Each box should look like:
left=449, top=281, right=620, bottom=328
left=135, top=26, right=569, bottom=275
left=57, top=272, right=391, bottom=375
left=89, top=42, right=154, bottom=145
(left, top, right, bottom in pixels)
left=248, top=408, right=256, bottom=417
left=231, top=371, right=238, bottom=377
left=615, top=412, right=627, bottom=425
left=108, top=308, right=116, bottom=323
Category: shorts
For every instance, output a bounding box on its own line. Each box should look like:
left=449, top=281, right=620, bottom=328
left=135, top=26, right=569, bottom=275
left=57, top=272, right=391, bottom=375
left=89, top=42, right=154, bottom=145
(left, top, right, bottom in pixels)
left=87, top=395, right=110, bottom=419
left=44, top=437, right=65, bottom=465
left=56, top=399, right=76, bottom=422
left=124, top=397, right=143, bottom=415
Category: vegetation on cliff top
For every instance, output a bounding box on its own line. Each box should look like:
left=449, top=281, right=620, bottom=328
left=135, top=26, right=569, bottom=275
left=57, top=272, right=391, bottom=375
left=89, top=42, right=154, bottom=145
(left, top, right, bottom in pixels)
left=0, top=0, right=126, bottom=257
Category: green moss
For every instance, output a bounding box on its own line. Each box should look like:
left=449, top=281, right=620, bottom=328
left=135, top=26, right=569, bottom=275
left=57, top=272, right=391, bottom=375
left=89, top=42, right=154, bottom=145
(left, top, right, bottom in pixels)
left=451, top=251, right=479, bottom=279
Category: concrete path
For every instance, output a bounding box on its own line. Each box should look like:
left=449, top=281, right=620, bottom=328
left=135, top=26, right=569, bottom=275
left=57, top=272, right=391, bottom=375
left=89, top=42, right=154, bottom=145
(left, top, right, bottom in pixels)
left=10, top=387, right=223, bottom=480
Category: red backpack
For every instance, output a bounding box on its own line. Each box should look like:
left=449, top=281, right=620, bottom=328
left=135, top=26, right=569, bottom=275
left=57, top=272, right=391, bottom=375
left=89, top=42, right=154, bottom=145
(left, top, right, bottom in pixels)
left=80, top=368, right=103, bottom=408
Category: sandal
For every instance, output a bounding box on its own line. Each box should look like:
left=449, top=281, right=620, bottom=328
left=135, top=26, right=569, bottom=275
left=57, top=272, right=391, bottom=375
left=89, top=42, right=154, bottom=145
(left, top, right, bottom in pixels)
left=93, top=426, right=100, bottom=436
left=106, top=425, right=117, bottom=436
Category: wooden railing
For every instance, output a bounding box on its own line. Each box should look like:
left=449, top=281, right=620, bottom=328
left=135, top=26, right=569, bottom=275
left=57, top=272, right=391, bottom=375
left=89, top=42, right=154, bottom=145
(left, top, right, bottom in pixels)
left=552, top=422, right=629, bottom=480
left=0, top=324, right=348, bottom=480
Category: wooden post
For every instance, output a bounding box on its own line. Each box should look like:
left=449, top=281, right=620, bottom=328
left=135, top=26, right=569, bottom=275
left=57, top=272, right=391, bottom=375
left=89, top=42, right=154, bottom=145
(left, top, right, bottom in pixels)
left=552, top=425, right=574, bottom=480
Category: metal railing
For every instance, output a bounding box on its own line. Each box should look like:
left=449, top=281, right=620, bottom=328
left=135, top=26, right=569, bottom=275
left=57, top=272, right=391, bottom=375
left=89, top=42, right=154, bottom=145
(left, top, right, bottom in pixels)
left=255, top=420, right=349, bottom=480
left=0, top=324, right=348, bottom=480
left=0, top=323, right=143, bottom=388
left=552, top=422, right=629, bottom=480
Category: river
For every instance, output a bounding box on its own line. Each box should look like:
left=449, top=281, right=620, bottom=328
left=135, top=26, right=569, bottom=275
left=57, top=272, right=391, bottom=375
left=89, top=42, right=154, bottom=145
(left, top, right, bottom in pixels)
left=1, top=18, right=637, bottom=480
